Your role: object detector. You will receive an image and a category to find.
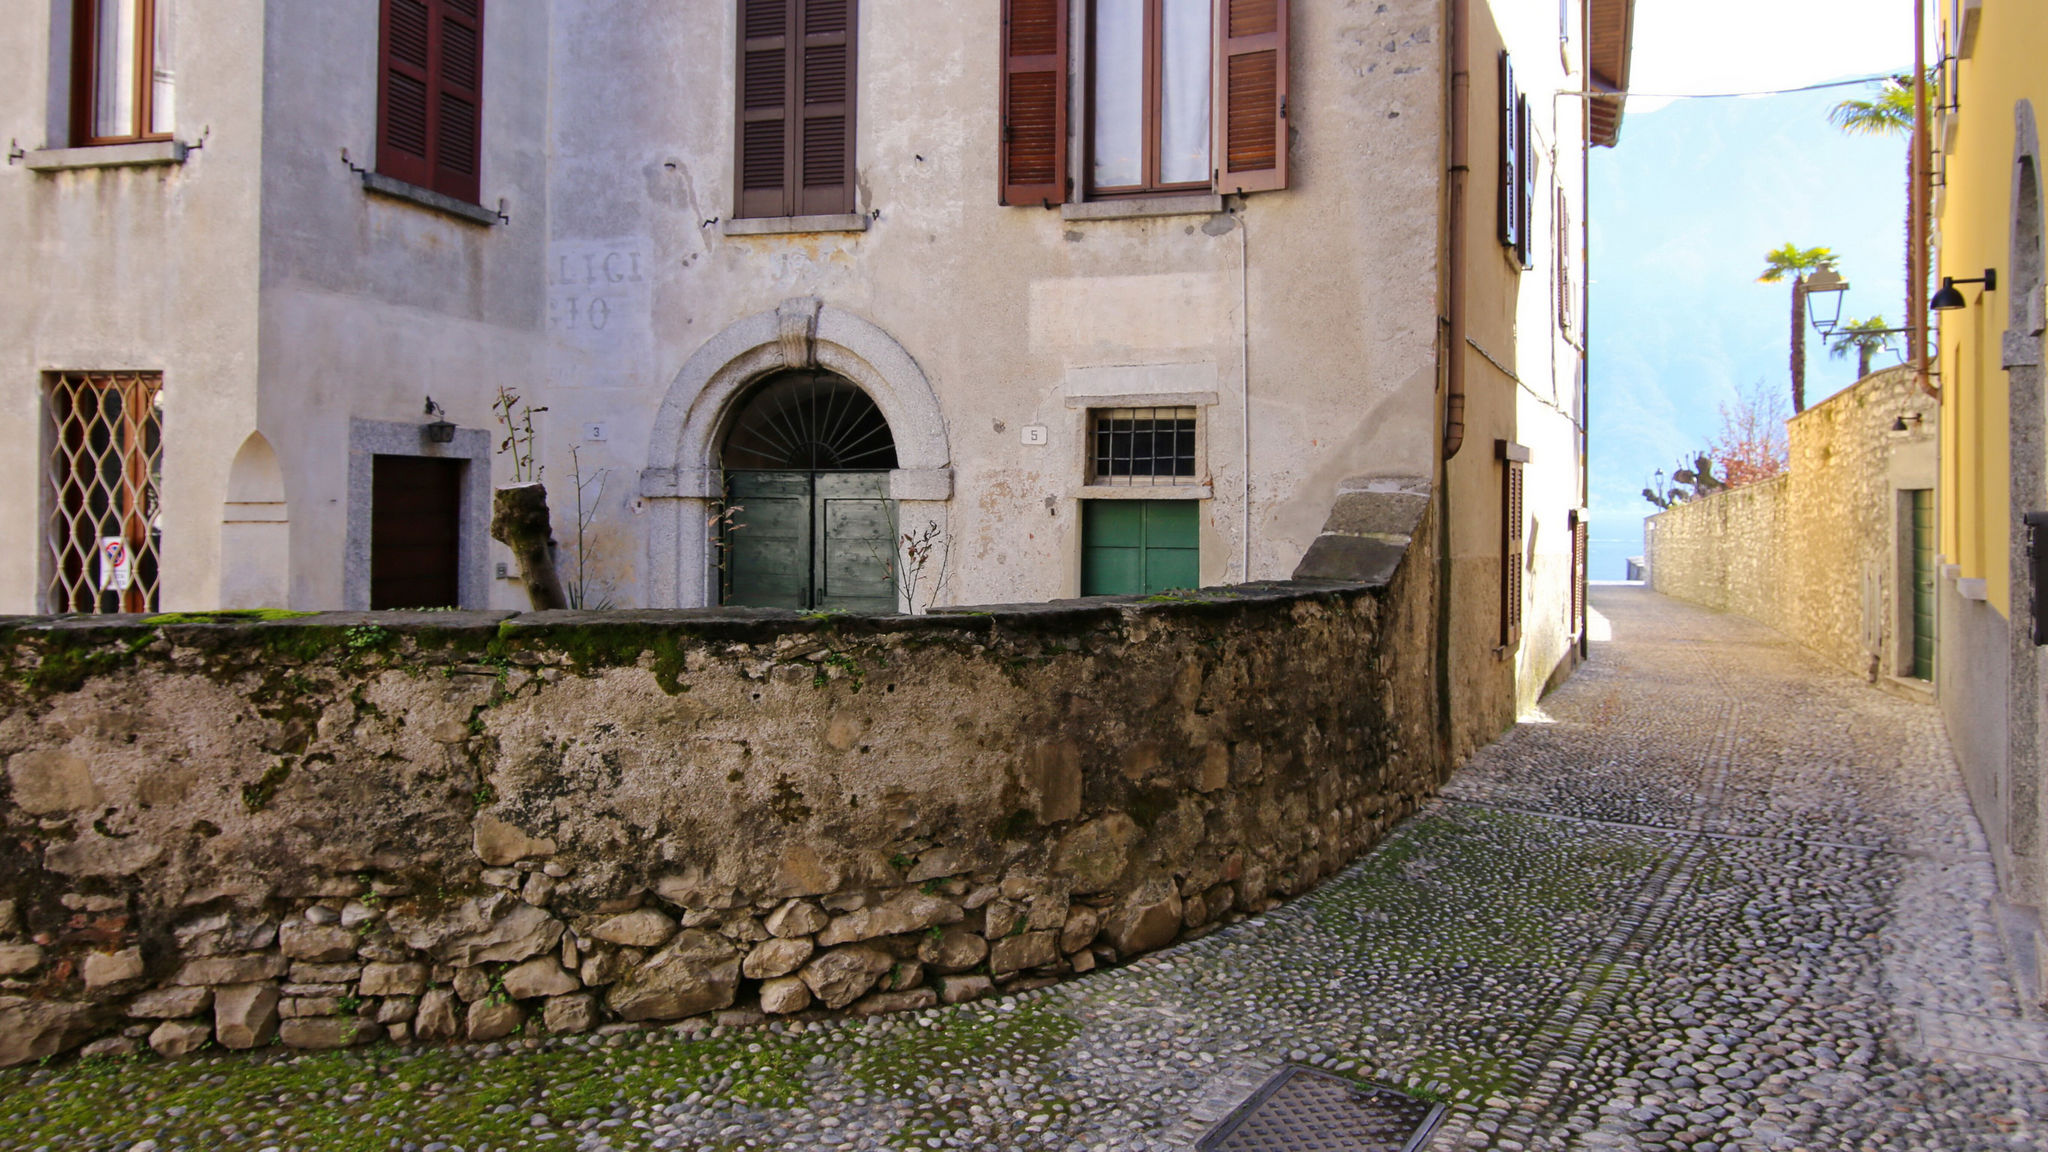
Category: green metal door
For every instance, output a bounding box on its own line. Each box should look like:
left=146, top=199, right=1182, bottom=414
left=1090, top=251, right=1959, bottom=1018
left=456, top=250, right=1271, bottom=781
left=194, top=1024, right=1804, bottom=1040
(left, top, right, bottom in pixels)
left=723, top=471, right=896, bottom=611
left=1081, top=500, right=1199, bottom=596
left=1910, top=488, right=1936, bottom=680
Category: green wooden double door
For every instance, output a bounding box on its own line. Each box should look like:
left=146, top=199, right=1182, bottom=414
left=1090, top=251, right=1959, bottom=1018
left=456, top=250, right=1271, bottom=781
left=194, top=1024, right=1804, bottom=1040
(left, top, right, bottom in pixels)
left=1910, top=488, right=1936, bottom=680
left=1081, top=500, right=1199, bottom=596
left=723, top=471, right=896, bottom=612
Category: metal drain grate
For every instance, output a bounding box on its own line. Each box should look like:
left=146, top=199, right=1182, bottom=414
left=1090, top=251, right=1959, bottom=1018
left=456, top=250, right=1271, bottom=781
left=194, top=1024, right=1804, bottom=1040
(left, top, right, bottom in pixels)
left=1197, top=1066, right=1446, bottom=1152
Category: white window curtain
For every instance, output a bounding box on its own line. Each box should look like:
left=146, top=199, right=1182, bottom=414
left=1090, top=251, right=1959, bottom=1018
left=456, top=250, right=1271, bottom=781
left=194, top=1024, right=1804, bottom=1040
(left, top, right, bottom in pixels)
left=92, top=0, right=140, bottom=139
left=1092, top=0, right=1144, bottom=188
left=1158, top=0, right=1209, bottom=185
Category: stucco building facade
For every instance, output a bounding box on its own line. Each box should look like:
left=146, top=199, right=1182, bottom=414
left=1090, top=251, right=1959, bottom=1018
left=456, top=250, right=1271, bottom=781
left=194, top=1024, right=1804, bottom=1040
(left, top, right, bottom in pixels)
left=1933, top=0, right=2048, bottom=989
left=2, top=1, right=1630, bottom=753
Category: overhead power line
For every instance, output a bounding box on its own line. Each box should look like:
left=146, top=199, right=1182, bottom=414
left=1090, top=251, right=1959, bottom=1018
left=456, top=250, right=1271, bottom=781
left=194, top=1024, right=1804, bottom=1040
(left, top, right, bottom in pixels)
left=1574, top=70, right=1908, bottom=102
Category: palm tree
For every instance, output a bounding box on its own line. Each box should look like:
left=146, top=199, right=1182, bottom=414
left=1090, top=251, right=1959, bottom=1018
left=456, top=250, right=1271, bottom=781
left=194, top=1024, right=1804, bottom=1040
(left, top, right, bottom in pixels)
left=1831, top=74, right=1938, bottom=366
left=1758, top=243, right=1836, bottom=414
left=1828, top=76, right=1916, bottom=136
left=1829, top=316, right=1896, bottom=378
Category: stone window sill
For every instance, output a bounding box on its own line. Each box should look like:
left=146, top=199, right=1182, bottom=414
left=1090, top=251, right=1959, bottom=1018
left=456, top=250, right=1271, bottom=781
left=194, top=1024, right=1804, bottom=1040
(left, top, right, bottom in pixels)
left=1076, top=484, right=1212, bottom=501
left=361, top=171, right=501, bottom=227
left=722, top=213, right=869, bottom=237
left=25, top=140, right=187, bottom=171
left=1060, top=194, right=1225, bottom=222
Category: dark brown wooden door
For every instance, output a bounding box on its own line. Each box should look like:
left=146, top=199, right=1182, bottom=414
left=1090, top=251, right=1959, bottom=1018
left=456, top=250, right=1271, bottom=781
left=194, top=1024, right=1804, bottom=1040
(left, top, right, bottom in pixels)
left=371, top=455, right=464, bottom=609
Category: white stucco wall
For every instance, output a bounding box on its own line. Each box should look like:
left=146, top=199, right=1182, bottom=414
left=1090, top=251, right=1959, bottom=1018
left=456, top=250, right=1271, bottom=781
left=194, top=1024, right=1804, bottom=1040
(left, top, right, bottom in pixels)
left=0, top=0, right=268, bottom=614
left=4, top=0, right=1600, bottom=650
left=538, top=0, right=1445, bottom=610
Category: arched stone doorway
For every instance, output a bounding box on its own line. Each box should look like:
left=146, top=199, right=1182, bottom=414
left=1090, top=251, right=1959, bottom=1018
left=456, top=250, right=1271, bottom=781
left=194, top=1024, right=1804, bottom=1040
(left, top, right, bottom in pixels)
left=719, top=372, right=899, bottom=611
left=641, top=298, right=952, bottom=609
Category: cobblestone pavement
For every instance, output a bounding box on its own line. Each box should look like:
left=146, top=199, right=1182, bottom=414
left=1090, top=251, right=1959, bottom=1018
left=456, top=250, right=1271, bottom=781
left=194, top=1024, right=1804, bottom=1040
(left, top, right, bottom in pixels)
left=2, top=586, right=2043, bottom=1151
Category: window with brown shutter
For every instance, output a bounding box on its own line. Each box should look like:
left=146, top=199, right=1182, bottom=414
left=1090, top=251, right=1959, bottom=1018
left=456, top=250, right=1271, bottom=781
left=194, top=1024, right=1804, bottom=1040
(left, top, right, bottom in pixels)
left=378, top=0, right=485, bottom=205
left=1516, top=93, right=1535, bottom=269
left=1498, top=441, right=1528, bottom=649
left=1020, top=0, right=1287, bottom=204
left=1498, top=52, right=1520, bottom=255
left=1001, top=0, right=1070, bottom=205
left=1557, top=188, right=1576, bottom=336
left=736, top=0, right=858, bottom=219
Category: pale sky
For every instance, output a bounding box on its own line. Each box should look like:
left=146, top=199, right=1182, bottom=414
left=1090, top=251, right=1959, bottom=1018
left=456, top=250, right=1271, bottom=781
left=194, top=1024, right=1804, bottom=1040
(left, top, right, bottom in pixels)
left=1628, top=0, right=1916, bottom=113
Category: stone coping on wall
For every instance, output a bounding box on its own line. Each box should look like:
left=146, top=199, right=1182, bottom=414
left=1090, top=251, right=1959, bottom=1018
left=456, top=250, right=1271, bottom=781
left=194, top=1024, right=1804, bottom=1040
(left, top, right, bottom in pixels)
left=0, top=567, right=1441, bottom=1066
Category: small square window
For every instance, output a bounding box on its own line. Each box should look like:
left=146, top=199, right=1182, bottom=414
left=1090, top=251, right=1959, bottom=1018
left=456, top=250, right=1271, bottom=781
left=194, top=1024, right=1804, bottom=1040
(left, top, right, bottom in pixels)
left=1089, top=406, right=1198, bottom=485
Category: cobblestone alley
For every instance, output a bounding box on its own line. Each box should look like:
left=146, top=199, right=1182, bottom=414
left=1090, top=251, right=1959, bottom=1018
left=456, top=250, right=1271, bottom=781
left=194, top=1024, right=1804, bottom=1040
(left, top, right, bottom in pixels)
left=1, top=586, right=2044, bottom=1152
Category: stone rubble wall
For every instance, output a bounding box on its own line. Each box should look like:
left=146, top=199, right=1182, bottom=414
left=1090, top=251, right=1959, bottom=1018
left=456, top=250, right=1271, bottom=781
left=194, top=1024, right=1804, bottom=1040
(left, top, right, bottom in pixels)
left=1647, top=367, right=1941, bottom=682
left=0, top=564, right=1440, bottom=1065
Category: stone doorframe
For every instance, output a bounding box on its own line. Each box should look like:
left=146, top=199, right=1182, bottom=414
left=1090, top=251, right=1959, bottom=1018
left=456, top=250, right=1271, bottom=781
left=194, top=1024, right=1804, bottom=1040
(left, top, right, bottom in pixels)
left=2005, top=102, right=2047, bottom=879
left=640, top=298, right=952, bottom=609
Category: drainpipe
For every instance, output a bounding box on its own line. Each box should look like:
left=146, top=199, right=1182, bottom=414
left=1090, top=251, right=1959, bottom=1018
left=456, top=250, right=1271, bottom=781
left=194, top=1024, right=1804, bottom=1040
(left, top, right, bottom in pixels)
left=1912, top=0, right=1938, bottom=400
left=1240, top=203, right=1253, bottom=581
left=1445, top=0, right=1471, bottom=460
left=1436, top=0, right=1471, bottom=770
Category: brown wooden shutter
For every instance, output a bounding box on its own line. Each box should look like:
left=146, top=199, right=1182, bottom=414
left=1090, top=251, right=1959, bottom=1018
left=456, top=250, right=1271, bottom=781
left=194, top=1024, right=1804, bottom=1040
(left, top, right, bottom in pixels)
left=379, top=0, right=436, bottom=189
left=1501, top=458, right=1525, bottom=648
left=1571, top=511, right=1589, bottom=638
left=1215, top=0, right=1288, bottom=194
left=378, top=0, right=484, bottom=204
left=435, top=0, right=484, bottom=203
left=796, top=0, right=856, bottom=215
left=1498, top=52, right=1519, bottom=253
left=736, top=0, right=796, bottom=218
left=999, top=0, right=1068, bottom=206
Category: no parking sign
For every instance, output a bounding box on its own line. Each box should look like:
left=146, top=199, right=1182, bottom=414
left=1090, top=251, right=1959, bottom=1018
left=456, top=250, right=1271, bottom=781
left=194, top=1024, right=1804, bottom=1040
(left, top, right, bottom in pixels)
left=98, top=537, right=132, bottom=593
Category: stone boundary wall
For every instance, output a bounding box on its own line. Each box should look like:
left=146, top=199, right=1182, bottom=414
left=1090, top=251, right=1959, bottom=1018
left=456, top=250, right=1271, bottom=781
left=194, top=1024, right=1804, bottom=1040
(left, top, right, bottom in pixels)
left=1648, top=367, right=1941, bottom=681
left=0, top=560, right=1439, bottom=1064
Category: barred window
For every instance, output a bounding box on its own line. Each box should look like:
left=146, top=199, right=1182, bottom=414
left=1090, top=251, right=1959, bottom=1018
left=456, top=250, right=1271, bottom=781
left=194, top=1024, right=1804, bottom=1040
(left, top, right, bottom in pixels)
left=1089, top=407, right=1198, bottom=486
left=45, top=373, right=164, bottom=614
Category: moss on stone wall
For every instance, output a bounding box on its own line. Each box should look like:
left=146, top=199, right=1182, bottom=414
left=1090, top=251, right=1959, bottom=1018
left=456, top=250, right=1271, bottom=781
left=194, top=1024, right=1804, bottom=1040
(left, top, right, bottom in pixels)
left=0, top=570, right=1443, bottom=1066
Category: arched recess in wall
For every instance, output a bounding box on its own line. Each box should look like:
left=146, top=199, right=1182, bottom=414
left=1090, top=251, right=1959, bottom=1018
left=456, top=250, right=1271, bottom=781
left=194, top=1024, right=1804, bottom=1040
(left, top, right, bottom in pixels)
left=639, top=299, right=952, bottom=609
left=220, top=432, right=291, bottom=609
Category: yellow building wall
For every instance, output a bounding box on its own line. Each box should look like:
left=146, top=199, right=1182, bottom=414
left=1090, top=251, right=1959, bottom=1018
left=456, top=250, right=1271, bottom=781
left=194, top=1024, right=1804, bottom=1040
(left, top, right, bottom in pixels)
left=1937, top=0, right=2048, bottom=614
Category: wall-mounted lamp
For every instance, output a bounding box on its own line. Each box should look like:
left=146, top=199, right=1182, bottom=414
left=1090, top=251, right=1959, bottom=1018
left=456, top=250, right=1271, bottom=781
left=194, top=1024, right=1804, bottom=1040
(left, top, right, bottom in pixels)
left=423, top=397, right=457, bottom=444
left=1931, top=268, right=1997, bottom=311
left=1890, top=413, right=1925, bottom=434
left=1804, top=262, right=1850, bottom=337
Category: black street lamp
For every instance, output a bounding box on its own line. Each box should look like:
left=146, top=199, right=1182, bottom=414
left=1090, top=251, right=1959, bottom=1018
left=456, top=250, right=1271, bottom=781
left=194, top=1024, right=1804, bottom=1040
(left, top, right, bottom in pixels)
left=423, top=397, right=457, bottom=444
left=1931, top=268, right=1997, bottom=311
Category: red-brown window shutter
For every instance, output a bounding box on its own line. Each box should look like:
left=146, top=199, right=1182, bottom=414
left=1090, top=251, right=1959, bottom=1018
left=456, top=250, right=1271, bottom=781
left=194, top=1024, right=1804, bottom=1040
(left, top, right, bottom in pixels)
left=797, top=0, right=856, bottom=216
left=436, top=0, right=484, bottom=204
left=378, top=0, right=485, bottom=204
left=999, top=0, right=1068, bottom=206
left=1501, top=459, right=1525, bottom=648
left=737, top=0, right=855, bottom=219
left=737, top=0, right=795, bottom=219
left=1215, top=0, right=1289, bottom=194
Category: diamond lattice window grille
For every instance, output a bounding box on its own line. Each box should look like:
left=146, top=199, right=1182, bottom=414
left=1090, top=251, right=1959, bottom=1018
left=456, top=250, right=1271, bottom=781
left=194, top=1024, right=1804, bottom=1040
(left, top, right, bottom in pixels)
left=44, top=372, right=164, bottom=614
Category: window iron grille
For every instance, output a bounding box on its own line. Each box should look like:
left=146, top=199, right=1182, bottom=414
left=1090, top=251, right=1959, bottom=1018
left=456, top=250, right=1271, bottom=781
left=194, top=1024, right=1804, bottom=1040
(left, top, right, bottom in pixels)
left=1090, top=406, right=1197, bottom=486
left=45, top=373, right=163, bottom=614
